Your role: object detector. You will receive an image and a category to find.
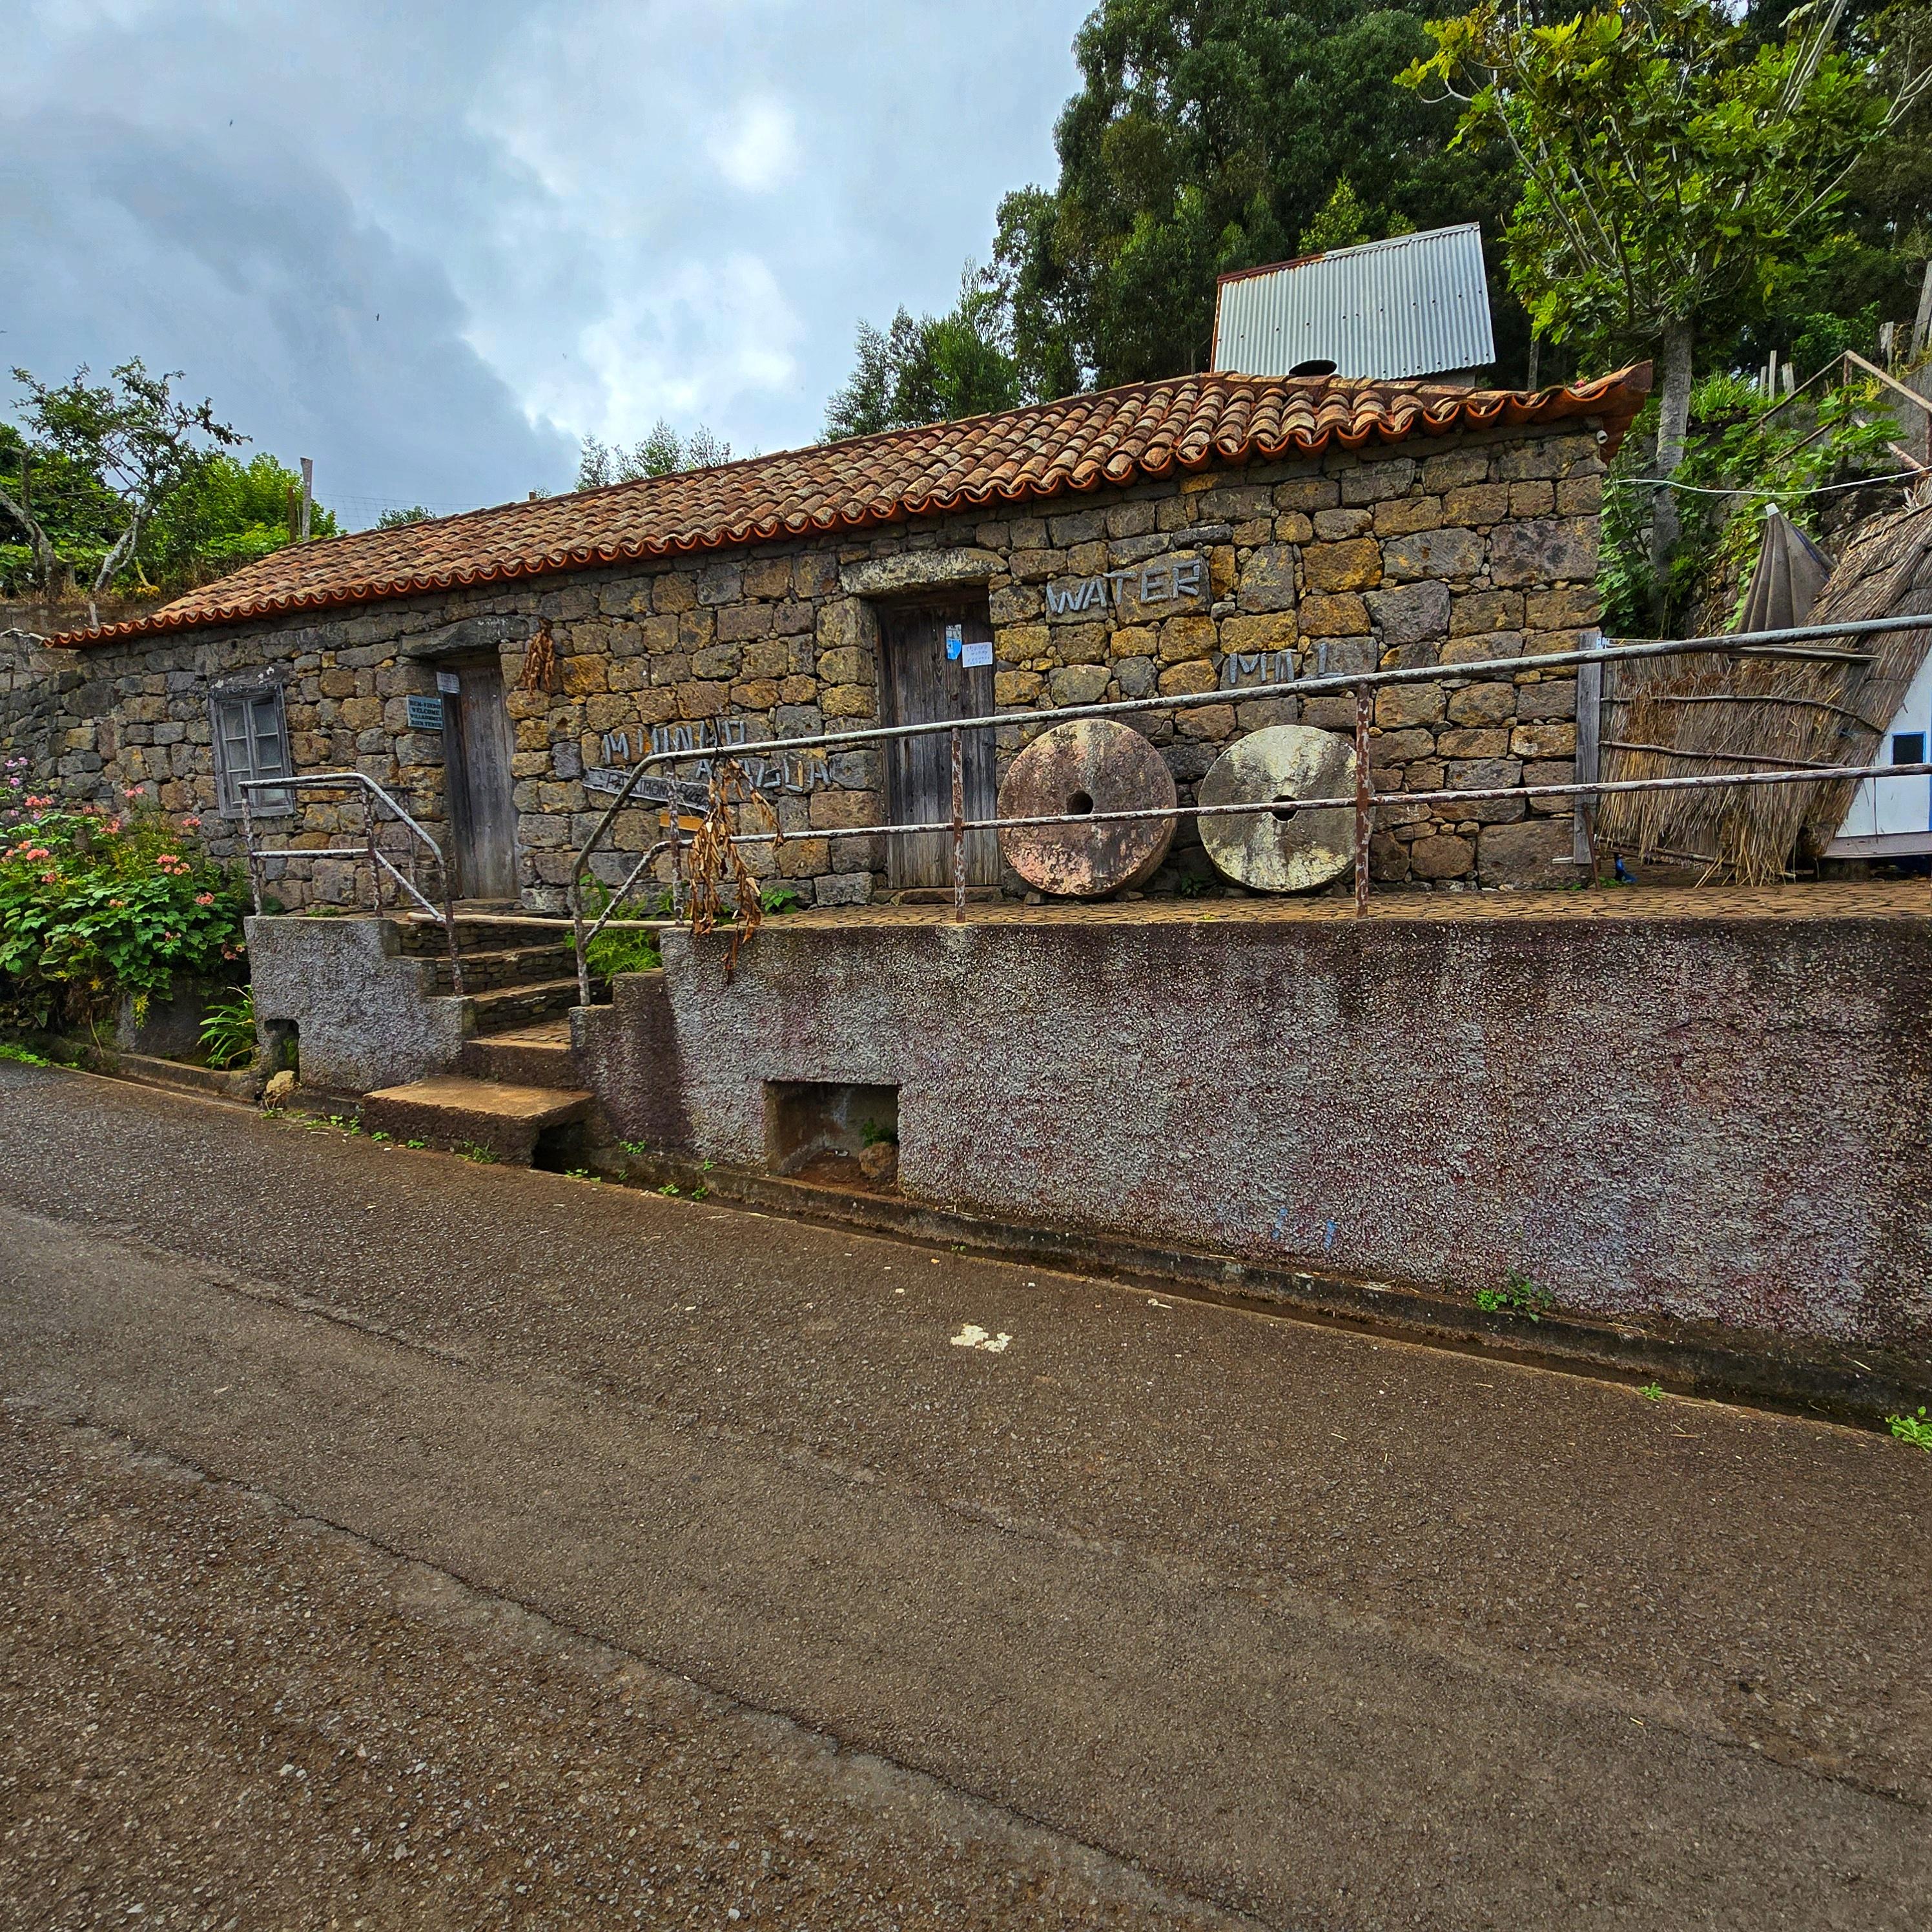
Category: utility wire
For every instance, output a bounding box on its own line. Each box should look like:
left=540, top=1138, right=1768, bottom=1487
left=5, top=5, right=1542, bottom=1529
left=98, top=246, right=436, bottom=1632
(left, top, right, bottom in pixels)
left=1607, top=468, right=1922, bottom=499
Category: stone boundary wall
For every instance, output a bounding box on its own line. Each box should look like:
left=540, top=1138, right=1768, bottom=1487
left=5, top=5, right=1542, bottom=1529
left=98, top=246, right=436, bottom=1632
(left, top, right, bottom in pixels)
left=0, top=628, right=82, bottom=793
left=608, top=911, right=1932, bottom=1353
left=6, top=416, right=1607, bottom=910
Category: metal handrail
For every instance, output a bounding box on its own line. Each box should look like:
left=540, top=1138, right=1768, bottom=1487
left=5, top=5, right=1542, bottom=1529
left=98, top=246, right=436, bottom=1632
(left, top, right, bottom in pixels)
left=566, top=608, right=1932, bottom=963
left=238, top=770, right=464, bottom=995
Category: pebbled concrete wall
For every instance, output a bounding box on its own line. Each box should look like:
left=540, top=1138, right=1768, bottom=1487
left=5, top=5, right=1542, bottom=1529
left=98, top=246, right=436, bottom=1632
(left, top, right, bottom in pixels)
left=637, top=911, right=1932, bottom=1351
left=247, top=915, right=465, bottom=1093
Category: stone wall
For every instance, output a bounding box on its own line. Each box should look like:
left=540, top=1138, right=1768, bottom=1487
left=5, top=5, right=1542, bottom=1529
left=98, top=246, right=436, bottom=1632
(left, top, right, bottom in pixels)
left=613, top=907, right=1932, bottom=1354
left=6, top=416, right=1608, bottom=909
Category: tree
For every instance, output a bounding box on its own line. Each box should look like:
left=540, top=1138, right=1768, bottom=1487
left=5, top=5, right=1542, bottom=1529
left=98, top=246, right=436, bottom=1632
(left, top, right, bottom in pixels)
left=1, top=361, right=243, bottom=623
left=146, top=453, right=338, bottom=575
left=823, top=263, right=1022, bottom=439
left=992, top=0, right=1525, bottom=395
left=577, top=421, right=732, bottom=490
left=376, top=505, right=434, bottom=528
left=1404, top=0, right=1930, bottom=619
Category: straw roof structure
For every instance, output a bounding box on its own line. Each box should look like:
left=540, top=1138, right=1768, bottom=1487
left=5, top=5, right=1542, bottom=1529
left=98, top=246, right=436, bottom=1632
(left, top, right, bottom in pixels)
left=1597, top=492, right=1932, bottom=882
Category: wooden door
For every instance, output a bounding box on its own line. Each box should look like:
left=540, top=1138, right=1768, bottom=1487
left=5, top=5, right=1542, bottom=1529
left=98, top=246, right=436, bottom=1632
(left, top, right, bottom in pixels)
left=877, top=598, right=998, bottom=889
left=444, top=658, right=519, bottom=901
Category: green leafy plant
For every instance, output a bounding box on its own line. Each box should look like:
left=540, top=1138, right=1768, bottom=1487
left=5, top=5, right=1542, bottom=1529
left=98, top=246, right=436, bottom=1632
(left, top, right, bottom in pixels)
left=1474, top=1271, right=1556, bottom=1321
left=619, top=1140, right=653, bottom=1156
left=0, top=1040, right=49, bottom=1065
left=404, top=1138, right=427, bottom=1150
left=1176, top=873, right=1211, bottom=899
left=0, top=790, right=247, bottom=1038
left=1888, top=1406, right=1932, bottom=1452
left=1639, top=1381, right=1666, bottom=1401
left=658, top=1182, right=681, bottom=1197
left=456, top=1142, right=498, bottom=1164
left=564, top=1167, right=600, bottom=1183
left=760, top=883, right=805, bottom=915
left=197, top=983, right=256, bottom=1069
left=860, top=1118, right=899, bottom=1148
left=572, top=878, right=665, bottom=978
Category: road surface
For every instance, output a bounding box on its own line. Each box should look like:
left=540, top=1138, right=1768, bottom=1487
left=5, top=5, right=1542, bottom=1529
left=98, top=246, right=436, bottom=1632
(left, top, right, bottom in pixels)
left=1, top=1060, right=1927, bottom=1929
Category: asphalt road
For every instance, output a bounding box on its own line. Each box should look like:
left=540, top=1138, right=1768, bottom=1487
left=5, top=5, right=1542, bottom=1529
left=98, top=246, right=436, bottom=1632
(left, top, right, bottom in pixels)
left=0, top=1061, right=1927, bottom=1931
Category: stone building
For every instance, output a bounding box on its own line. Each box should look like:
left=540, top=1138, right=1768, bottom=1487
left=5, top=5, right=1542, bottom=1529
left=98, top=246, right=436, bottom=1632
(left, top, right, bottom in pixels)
left=10, top=365, right=1647, bottom=908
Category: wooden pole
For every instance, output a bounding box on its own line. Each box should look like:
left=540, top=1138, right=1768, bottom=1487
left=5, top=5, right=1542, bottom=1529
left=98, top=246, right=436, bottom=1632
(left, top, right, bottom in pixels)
left=949, top=726, right=965, bottom=925
left=1353, top=683, right=1373, bottom=917
left=300, top=458, right=313, bottom=542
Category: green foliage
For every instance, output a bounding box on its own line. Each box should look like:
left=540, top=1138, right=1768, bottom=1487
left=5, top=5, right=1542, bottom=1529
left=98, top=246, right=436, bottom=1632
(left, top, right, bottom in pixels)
left=456, top=1142, right=498, bottom=1164
left=1474, top=1271, right=1556, bottom=1320
left=572, top=879, right=665, bottom=976
left=1889, top=1406, right=1932, bottom=1450
left=1598, top=371, right=1897, bottom=632
left=0, top=774, right=247, bottom=1035
left=990, top=0, right=1521, bottom=392
left=577, top=422, right=732, bottom=490
left=0, top=368, right=335, bottom=598
left=197, top=983, right=257, bottom=1069
left=145, top=451, right=339, bottom=582
left=1639, top=1381, right=1667, bottom=1400
left=859, top=1118, right=899, bottom=1148
left=760, top=883, right=805, bottom=915
left=0, top=1041, right=50, bottom=1065
left=825, top=264, right=1022, bottom=438
left=1404, top=0, right=1907, bottom=364
left=376, top=505, right=433, bottom=528
left=1298, top=179, right=1375, bottom=254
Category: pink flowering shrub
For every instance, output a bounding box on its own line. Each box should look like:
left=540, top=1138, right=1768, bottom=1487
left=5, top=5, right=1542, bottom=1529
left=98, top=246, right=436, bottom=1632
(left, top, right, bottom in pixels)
left=0, top=781, right=248, bottom=1033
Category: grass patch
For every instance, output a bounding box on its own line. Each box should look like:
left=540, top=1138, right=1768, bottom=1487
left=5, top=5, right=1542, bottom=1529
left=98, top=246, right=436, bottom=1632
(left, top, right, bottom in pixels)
left=1474, top=1271, right=1556, bottom=1322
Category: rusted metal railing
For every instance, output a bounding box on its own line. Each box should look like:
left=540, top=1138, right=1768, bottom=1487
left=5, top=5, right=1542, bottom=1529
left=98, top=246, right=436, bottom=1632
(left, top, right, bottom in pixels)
left=566, top=610, right=1932, bottom=984
left=238, top=770, right=464, bottom=995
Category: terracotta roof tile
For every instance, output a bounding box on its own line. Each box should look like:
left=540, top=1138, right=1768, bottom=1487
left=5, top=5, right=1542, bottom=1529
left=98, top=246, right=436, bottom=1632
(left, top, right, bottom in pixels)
left=48, top=364, right=1649, bottom=649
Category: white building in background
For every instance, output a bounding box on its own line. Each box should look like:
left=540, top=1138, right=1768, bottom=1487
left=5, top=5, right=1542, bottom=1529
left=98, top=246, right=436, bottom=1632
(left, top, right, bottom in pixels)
left=1827, top=651, right=1932, bottom=859
left=1211, top=223, right=1496, bottom=385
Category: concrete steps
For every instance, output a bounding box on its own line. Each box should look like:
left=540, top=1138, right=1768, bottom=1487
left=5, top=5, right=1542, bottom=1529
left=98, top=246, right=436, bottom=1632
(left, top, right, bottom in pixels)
left=361, top=1075, right=594, bottom=1164
left=458, top=1018, right=579, bottom=1089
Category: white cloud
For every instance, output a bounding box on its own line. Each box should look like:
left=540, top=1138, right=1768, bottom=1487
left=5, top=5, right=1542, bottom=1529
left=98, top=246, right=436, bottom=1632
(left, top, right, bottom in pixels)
left=5, top=0, right=1087, bottom=521
left=707, top=98, right=801, bottom=194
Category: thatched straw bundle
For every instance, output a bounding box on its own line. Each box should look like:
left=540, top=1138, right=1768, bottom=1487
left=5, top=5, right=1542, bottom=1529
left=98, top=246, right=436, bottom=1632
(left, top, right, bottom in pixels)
left=1597, top=495, right=1932, bottom=882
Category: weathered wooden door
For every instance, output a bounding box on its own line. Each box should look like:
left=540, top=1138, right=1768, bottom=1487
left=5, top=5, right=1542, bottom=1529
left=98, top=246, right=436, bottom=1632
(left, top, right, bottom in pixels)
left=444, top=657, right=519, bottom=901
left=876, top=598, right=998, bottom=889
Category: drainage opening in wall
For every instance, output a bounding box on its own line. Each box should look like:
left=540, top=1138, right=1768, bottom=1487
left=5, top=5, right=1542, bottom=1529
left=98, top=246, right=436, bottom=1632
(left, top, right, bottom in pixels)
left=259, top=1017, right=300, bottom=1079
left=765, top=1081, right=900, bottom=1191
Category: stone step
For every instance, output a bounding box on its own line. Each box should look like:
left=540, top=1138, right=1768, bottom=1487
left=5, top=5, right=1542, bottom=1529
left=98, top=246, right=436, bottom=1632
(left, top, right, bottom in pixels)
left=396, top=915, right=579, bottom=957
left=422, top=943, right=581, bottom=996
left=461, top=978, right=584, bottom=1032
left=458, top=1018, right=581, bottom=1089
left=360, top=1075, right=594, bottom=1166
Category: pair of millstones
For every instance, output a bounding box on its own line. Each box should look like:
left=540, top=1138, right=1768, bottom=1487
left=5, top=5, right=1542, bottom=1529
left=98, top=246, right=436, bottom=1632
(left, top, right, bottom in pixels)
left=997, top=719, right=1355, bottom=897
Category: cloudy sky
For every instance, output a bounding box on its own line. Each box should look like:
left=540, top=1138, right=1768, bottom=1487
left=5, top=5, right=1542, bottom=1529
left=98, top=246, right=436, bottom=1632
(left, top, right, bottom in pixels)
left=5, top=1, right=1087, bottom=527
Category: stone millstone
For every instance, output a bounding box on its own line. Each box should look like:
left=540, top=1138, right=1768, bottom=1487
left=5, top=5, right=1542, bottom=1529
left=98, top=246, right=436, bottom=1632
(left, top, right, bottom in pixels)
left=996, top=720, right=1177, bottom=898
left=1198, top=724, right=1357, bottom=893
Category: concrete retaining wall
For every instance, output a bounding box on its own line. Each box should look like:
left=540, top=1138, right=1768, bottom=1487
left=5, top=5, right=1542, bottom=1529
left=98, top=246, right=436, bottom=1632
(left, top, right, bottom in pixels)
left=603, top=910, right=1932, bottom=1351
left=246, top=915, right=464, bottom=1093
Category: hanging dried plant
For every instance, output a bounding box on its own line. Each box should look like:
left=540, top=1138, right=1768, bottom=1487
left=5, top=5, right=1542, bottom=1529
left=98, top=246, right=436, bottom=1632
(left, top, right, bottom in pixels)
left=684, top=757, right=781, bottom=981
left=514, top=619, right=558, bottom=693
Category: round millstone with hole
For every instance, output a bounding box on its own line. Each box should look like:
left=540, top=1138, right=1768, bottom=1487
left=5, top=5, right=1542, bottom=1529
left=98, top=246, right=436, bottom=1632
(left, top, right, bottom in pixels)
left=996, top=719, right=1177, bottom=897
left=1197, top=724, right=1357, bottom=893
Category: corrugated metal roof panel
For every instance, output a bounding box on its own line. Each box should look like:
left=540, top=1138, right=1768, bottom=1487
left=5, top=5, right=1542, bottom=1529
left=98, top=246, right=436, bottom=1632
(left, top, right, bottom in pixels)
left=1212, top=223, right=1496, bottom=383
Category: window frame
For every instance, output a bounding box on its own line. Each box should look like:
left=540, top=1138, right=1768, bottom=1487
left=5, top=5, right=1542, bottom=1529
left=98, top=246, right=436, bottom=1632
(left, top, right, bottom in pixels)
left=1892, top=732, right=1926, bottom=768
left=210, top=677, right=294, bottom=817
